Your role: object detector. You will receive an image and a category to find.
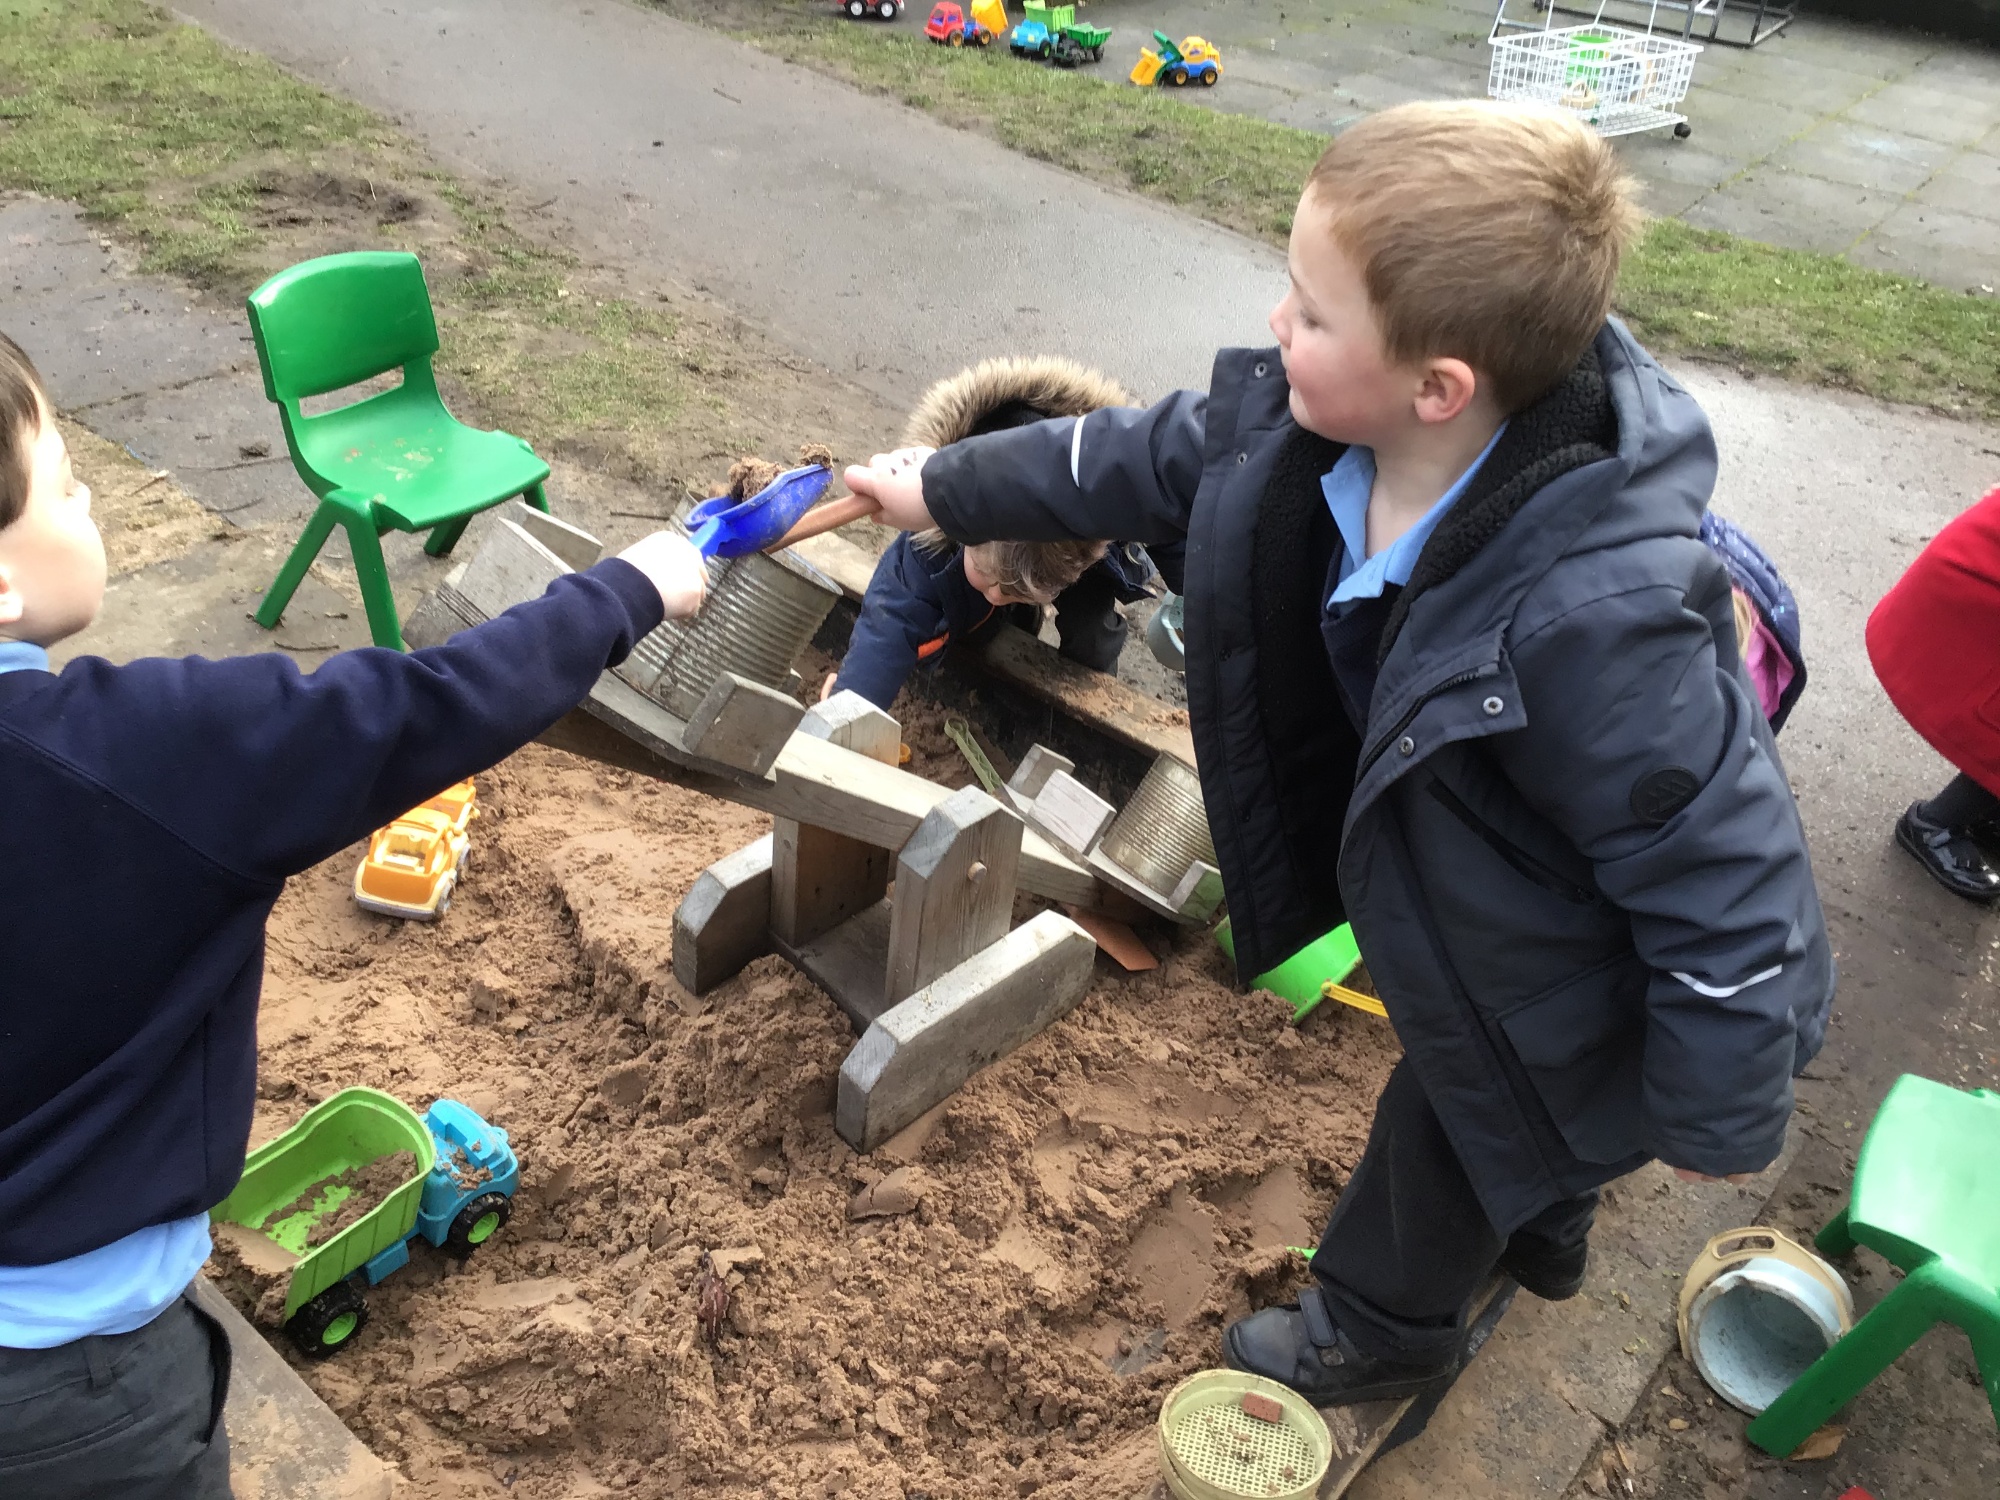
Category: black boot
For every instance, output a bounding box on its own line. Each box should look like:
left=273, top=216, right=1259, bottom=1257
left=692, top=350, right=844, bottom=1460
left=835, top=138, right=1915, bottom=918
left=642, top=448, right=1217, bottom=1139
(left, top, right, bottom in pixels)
left=1896, top=802, right=2000, bottom=903
left=1498, top=1238, right=1588, bottom=1301
left=1223, top=1287, right=1454, bottom=1406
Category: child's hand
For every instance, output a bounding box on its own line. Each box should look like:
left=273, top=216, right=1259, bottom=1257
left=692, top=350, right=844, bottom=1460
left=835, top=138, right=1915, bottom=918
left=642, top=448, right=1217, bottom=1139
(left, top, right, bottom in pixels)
left=617, top=531, right=708, bottom=619
left=843, top=446, right=937, bottom=533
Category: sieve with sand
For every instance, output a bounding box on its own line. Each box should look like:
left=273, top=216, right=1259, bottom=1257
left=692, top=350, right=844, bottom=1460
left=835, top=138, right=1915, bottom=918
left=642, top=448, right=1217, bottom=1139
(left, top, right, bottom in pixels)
left=1157, top=1370, right=1333, bottom=1500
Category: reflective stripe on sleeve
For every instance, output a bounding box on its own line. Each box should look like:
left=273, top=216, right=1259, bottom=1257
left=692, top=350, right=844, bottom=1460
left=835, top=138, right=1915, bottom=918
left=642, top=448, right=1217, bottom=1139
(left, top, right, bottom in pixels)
left=1670, top=964, right=1783, bottom=999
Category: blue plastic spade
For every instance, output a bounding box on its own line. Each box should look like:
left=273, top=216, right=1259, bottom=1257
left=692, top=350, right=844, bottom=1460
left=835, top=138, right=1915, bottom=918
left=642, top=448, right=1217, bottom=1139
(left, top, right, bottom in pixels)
left=685, top=463, right=834, bottom=558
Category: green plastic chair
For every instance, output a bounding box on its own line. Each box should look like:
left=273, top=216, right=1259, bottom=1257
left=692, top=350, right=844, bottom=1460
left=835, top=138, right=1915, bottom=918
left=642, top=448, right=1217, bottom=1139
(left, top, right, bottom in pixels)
left=1746, top=1074, right=2000, bottom=1456
left=246, top=251, right=550, bottom=650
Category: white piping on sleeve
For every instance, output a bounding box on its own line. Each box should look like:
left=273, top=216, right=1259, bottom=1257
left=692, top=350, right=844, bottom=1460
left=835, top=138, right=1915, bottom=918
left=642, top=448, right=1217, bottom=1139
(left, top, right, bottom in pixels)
left=1671, top=964, right=1783, bottom=999
left=1070, top=414, right=1086, bottom=488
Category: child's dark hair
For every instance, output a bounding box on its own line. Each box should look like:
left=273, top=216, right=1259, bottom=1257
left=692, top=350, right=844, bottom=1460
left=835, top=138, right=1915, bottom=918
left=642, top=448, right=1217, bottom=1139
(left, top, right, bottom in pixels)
left=0, top=332, right=50, bottom=530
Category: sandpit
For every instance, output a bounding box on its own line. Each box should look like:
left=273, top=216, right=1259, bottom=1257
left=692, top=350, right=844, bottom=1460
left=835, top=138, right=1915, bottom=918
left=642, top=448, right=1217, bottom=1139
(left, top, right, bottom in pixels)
left=221, top=741, right=1401, bottom=1499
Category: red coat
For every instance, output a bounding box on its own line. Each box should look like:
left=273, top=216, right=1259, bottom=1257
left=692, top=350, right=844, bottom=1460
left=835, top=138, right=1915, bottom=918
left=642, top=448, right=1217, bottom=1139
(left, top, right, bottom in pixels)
left=1868, top=485, right=2000, bottom=796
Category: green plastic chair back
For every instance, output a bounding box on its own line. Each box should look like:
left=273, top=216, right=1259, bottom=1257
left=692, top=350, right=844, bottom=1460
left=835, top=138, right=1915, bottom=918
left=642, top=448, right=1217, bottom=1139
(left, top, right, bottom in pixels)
left=247, top=251, right=439, bottom=408
left=243, top=251, right=549, bottom=649
left=1747, top=1075, right=2000, bottom=1455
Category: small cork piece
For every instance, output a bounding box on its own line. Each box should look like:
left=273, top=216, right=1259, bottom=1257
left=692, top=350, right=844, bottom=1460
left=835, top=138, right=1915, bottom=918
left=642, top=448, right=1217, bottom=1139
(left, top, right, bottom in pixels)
left=1241, top=1391, right=1285, bottom=1424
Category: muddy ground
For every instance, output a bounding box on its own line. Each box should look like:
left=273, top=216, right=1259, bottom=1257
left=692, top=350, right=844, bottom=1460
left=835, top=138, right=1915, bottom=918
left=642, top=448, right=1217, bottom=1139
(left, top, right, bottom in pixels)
left=213, top=739, right=1400, bottom=1500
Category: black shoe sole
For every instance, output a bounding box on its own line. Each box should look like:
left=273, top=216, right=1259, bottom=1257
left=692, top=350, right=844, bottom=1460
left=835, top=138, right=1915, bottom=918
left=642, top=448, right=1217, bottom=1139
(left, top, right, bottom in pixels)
left=1895, top=812, right=2000, bottom=904
left=1497, top=1261, right=1586, bottom=1301
left=1221, top=1327, right=1454, bottom=1408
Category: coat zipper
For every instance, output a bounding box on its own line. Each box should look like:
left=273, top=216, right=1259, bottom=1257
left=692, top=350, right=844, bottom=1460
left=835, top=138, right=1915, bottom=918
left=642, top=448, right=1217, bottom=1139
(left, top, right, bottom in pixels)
left=1424, top=777, right=1601, bottom=905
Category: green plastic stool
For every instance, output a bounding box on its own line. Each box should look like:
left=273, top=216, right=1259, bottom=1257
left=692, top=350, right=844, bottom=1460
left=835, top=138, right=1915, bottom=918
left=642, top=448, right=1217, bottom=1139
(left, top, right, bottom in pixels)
left=1746, top=1074, right=2000, bottom=1456
left=1215, top=920, right=1368, bottom=1023
left=245, top=251, right=551, bottom=650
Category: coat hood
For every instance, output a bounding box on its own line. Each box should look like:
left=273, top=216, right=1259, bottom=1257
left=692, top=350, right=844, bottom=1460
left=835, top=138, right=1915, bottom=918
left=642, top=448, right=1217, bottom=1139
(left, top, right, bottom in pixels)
left=901, top=356, right=1137, bottom=449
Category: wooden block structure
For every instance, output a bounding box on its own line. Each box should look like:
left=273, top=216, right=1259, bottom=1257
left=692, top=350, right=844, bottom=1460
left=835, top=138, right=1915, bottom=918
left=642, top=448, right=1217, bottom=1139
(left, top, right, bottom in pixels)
left=402, top=513, right=808, bottom=781
left=674, top=693, right=1097, bottom=1152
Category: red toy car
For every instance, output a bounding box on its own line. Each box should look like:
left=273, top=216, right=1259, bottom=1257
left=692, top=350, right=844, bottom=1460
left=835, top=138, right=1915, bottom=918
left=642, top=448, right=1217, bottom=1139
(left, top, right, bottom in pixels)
left=840, top=0, right=902, bottom=17
left=925, top=1, right=993, bottom=45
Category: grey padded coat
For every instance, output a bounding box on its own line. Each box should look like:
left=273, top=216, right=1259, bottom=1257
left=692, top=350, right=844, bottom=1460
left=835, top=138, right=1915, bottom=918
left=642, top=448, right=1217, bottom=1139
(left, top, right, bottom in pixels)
left=921, top=321, right=1835, bottom=1233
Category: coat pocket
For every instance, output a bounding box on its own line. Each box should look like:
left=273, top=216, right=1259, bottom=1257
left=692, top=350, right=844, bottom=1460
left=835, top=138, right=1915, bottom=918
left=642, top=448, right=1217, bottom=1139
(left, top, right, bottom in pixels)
left=1498, top=956, right=1648, bottom=1165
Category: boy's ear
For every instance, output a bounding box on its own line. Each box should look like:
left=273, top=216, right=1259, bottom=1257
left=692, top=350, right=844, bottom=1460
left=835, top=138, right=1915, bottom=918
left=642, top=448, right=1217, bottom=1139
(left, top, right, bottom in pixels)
left=0, top=561, right=22, bottom=626
left=1413, top=357, right=1480, bottom=426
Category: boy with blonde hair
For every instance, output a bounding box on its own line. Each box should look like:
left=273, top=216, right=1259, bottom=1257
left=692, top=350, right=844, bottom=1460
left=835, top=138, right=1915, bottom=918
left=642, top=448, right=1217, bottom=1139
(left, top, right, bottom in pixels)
left=0, top=332, right=709, bottom=1496
left=847, top=101, right=1833, bottom=1403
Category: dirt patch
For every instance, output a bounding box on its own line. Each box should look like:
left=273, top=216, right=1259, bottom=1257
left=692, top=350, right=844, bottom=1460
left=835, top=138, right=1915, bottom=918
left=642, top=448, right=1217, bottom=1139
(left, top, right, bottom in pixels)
left=220, top=740, right=1399, bottom=1498
left=59, top=415, right=220, bottom=576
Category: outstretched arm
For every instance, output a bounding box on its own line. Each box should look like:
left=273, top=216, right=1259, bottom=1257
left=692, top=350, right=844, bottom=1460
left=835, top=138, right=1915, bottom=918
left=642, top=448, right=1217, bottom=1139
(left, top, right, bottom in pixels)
left=38, top=536, right=707, bottom=884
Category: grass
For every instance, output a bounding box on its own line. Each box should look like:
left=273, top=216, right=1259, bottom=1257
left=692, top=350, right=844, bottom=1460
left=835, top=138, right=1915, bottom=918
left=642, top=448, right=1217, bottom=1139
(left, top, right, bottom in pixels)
left=673, top=8, right=2000, bottom=419
left=0, top=0, right=719, bottom=460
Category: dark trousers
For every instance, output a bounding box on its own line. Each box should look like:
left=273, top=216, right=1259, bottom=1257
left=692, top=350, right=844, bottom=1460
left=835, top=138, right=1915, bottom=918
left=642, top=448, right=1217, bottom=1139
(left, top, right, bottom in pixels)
left=0, top=1293, right=233, bottom=1499
left=1313, top=1059, right=1599, bottom=1364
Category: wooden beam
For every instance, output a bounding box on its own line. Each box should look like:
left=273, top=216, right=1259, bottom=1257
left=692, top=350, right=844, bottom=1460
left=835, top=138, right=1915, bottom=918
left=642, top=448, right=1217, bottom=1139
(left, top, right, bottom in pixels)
left=672, top=835, right=775, bottom=995
left=836, top=911, right=1096, bottom=1152
left=771, top=694, right=898, bottom=947
left=537, top=710, right=1103, bottom=908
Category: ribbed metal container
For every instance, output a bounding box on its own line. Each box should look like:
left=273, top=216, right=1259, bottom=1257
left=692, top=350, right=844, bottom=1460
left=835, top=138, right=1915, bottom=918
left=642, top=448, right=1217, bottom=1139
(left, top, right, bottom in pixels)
left=1097, top=754, right=1216, bottom=894
left=615, top=542, right=840, bottom=719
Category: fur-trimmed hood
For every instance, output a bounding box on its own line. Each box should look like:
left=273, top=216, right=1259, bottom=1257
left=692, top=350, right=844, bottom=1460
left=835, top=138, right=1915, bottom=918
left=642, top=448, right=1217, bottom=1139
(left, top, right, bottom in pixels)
left=901, top=356, right=1136, bottom=449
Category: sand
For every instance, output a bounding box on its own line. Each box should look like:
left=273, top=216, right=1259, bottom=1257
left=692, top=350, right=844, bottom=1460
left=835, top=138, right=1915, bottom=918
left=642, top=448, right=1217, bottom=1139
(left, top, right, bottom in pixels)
left=218, top=741, right=1400, bottom=1499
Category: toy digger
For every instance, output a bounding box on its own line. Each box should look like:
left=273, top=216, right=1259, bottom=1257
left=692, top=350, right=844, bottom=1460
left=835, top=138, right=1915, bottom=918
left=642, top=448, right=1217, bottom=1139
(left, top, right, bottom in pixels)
left=1129, top=30, right=1222, bottom=86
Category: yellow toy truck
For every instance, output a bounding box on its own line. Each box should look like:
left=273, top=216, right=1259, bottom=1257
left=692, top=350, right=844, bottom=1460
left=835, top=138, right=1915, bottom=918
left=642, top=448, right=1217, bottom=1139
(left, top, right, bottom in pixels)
left=1130, top=31, right=1222, bottom=87
left=353, top=779, right=477, bottom=921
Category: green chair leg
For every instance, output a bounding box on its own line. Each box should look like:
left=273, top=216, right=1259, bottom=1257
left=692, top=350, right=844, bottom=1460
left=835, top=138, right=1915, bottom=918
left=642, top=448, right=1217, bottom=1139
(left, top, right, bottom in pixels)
left=1967, top=1317, right=2000, bottom=1428
left=254, top=504, right=340, bottom=631
left=524, top=480, right=550, bottom=514
left=1746, top=1265, right=1948, bottom=1457
left=1814, top=1204, right=1857, bottom=1259
left=423, top=513, right=473, bottom=558
left=333, top=511, right=405, bottom=650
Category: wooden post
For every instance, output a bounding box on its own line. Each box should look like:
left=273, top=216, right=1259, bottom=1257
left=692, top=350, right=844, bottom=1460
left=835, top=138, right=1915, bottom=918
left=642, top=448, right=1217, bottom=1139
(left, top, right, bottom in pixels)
left=770, top=694, right=901, bottom=947
left=672, top=834, right=775, bottom=995
left=884, top=786, right=1022, bottom=1007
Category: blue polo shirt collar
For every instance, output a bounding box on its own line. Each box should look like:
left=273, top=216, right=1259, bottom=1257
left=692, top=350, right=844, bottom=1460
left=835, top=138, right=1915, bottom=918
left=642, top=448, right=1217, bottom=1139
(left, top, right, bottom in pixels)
left=1323, top=423, right=1508, bottom=607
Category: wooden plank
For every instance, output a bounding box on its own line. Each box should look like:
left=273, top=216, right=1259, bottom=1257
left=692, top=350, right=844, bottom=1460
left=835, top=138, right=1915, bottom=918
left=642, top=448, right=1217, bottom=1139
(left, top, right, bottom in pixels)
left=1008, top=744, right=1072, bottom=812
left=1166, top=860, right=1226, bottom=924
left=500, top=500, right=604, bottom=571
left=671, top=834, right=774, bottom=995
left=682, top=671, right=807, bottom=777
left=186, top=1277, right=394, bottom=1500
left=973, top=623, right=1197, bottom=766
left=1027, top=768, right=1118, bottom=859
left=885, top=786, right=1023, bottom=1007
left=454, top=518, right=572, bottom=619
left=790, top=530, right=878, bottom=599
left=836, top=911, right=1096, bottom=1152
left=538, top=709, right=1103, bottom=907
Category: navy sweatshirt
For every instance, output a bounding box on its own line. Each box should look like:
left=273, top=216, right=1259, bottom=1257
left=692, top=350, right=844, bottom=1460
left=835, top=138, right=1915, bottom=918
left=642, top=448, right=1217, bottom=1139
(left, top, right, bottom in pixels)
left=833, top=533, right=1168, bottom=711
left=0, top=560, right=663, bottom=1266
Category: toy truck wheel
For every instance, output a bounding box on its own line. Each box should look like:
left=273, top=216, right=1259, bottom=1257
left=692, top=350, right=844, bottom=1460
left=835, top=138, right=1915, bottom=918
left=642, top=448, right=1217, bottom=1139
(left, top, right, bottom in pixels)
left=947, top=28, right=963, bottom=44
left=286, top=1280, right=369, bottom=1359
left=445, top=1192, right=513, bottom=1257
left=1170, top=64, right=1188, bottom=84
left=878, top=1, right=897, bottom=15
left=1198, top=67, right=1217, bottom=85
left=847, top=0, right=865, bottom=13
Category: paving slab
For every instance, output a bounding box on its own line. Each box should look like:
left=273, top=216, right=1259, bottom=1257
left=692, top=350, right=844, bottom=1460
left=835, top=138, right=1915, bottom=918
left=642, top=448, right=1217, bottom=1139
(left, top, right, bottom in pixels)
left=1766, top=119, right=1960, bottom=196
left=1851, top=198, right=2000, bottom=287
left=1682, top=169, right=1904, bottom=254
left=1844, top=77, right=2000, bottom=146
left=1912, top=147, right=2000, bottom=221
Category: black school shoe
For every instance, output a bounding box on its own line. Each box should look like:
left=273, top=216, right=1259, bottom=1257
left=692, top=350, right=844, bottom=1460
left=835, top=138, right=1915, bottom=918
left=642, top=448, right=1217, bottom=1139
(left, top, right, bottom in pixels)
left=1223, top=1287, right=1455, bottom=1406
left=1499, top=1239, right=1588, bottom=1302
left=1896, top=802, right=2000, bottom=903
